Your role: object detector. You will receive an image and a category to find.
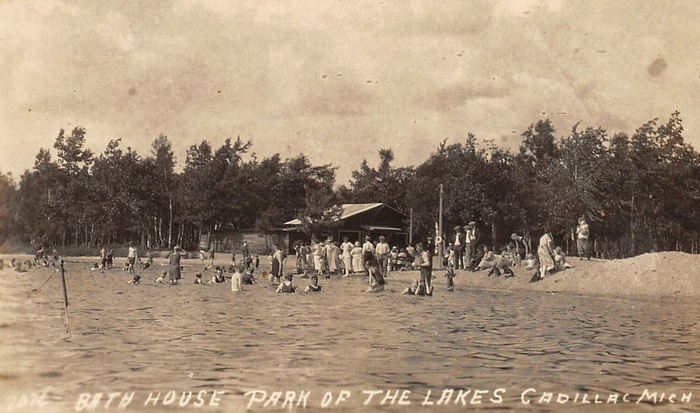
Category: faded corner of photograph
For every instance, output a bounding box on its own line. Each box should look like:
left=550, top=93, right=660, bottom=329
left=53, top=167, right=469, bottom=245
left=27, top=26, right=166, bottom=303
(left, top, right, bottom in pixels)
left=0, top=0, right=699, bottom=412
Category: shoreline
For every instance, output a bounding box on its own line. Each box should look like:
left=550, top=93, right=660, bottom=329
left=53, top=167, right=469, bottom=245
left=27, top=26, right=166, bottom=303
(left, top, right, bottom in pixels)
left=2, top=251, right=698, bottom=301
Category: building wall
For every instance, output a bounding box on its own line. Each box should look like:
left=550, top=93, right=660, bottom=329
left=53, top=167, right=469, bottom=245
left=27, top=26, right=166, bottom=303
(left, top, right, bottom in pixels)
left=202, top=231, right=289, bottom=256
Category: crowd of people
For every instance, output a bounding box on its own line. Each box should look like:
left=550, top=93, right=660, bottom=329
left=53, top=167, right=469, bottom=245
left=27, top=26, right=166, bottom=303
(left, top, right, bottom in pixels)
left=7, top=216, right=592, bottom=295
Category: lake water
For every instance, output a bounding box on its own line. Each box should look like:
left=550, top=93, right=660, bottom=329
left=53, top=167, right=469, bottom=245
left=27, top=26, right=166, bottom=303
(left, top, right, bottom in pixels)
left=0, top=258, right=698, bottom=412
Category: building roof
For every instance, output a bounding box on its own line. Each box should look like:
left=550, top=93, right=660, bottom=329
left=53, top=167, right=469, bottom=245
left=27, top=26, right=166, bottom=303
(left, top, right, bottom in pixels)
left=284, top=203, right=403, bottom=226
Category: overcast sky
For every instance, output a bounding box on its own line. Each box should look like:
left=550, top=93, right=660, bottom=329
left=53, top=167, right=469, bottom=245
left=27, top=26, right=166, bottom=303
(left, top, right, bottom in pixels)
left=1, top=0, right=698, bottom=184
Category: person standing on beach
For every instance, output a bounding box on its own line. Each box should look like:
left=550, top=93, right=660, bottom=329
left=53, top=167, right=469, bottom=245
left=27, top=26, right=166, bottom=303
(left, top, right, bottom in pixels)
left=207, top=245, right=215, bottom=269
left=536, top=231, right=555, bottom=280
left=167, top=246, right=187, bottom=285
left=452, top=226, right=464, bottom=269
left=375, top=236, right=390, bottom=279
left=127, top=242, right=138, bottom=274
left=362, top=236, right=375, bottom=265
left=324, top=240, right=336, bottom=275
left=242, top=240, right=250, bottom=258
left=464, top=221, right=478, bottom=270
left=576, top=217, right=591, bottom=260
left=271, top=244, right=284, bottom=284
left=340, top=236, right=354, bottom=276
left=351, top=241, right=364, bottom=273
left=99, top=245, right=108, bottom=272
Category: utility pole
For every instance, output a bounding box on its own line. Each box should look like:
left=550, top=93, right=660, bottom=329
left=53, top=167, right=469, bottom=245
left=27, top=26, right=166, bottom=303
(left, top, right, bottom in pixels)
left=409, top=208, right=413, bottom=245
left=437, top=184, right=444, bottom=269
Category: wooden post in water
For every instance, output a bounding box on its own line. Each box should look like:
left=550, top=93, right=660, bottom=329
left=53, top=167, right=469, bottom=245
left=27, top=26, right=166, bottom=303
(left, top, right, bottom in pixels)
left=437, top=184, right=444, bottom=270
left=59, top=259, right=69, bottom=332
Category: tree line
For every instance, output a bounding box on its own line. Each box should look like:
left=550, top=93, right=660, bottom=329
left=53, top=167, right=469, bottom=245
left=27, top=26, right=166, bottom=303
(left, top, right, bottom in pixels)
left=0, top=111, right=698, bottom=258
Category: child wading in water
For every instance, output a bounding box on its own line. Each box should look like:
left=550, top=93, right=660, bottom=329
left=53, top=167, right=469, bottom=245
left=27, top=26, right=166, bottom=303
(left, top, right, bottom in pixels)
left=418, top=241, right=433, bottom=295
left=402, top=280, right=419, bottom=295
left=365, top=255, right=385, bottom=292
left=155, top=270, right=167, bottom=283
left=241, top=268, right=256, bottom=285
left=210, top=267, right=226, bottom=284
left=305, top=274, right=322, bottom=292
left=276, top=273, right=298, bottom=293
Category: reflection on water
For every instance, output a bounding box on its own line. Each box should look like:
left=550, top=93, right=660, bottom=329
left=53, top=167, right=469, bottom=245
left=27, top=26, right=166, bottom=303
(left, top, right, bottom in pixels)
left=0, top=261, right=698, bottom=412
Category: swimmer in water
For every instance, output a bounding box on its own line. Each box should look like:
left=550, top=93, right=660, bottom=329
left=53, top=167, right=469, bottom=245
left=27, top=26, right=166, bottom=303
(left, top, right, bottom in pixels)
left=304, top=274, right=322, bottom=292
left=276, top=273, right=298, bottom=294
left=155, top=271, right=167, bottom=284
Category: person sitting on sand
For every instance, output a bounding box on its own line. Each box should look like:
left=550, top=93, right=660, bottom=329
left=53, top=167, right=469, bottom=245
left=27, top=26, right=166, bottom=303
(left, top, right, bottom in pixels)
left=33, top=246, right=45, bottom=265
left=488, top=249, right=515, bottom=278
left=194, top=273, right=203, bottom=285
left=468, top=244, right=484, bottom=271
left=522, top=253, right=537, bottom=271
left=553, top=246, right=572, bottom=270
left=128, top=274, right=141, bottom=285
left=230, top=266, right=243, bottom=292
left=365, top=255, right=385, bottom=292
left=305, top=274, right=322, bottom=292
left=122, top=261, right=130, bottom=271
left=476, top=245, right=497, bottom=270
left=445, top=267, right=455, bottom=291
left=276, top=273, right=298, bottom=293
left=139, top=259, right=151, bottom=270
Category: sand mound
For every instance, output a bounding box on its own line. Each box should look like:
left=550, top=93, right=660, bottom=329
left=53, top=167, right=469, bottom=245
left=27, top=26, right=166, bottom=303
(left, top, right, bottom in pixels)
left=534, top=251, right=700, bottom=297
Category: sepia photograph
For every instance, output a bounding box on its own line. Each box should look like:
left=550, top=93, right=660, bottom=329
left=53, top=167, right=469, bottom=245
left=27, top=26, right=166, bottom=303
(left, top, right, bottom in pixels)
left=0, top=0, right=698, bottom=411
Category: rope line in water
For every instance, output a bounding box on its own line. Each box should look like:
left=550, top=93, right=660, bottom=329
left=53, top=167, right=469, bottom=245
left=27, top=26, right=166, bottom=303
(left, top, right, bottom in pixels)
left=27, top=268, right=57, bottom=298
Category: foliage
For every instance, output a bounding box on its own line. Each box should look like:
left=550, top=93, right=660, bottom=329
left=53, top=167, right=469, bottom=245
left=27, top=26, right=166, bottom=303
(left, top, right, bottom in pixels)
left=2, top=112, right=699, bottom=258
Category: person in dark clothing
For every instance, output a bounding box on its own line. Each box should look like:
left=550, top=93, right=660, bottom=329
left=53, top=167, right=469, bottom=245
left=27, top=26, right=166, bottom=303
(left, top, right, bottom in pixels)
left=167, top=246, right=187, bottom=284
left=276, top=273, right=298, bottom=293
